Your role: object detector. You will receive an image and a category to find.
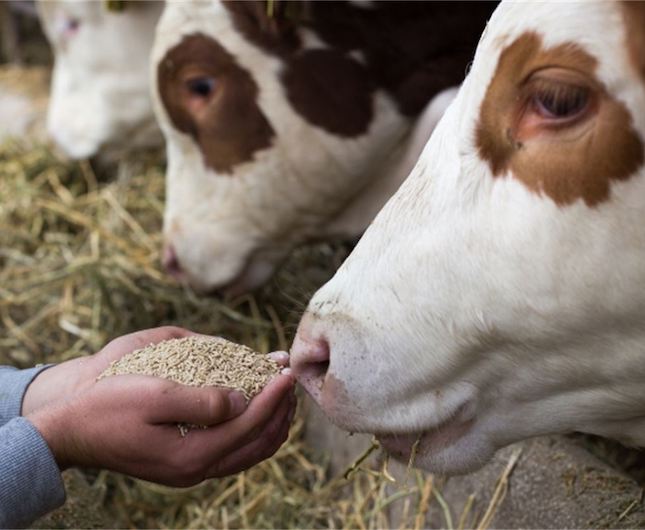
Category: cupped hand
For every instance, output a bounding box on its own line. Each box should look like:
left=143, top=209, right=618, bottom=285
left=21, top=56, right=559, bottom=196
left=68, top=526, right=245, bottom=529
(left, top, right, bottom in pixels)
left=24, top=326, right=296, bottom=486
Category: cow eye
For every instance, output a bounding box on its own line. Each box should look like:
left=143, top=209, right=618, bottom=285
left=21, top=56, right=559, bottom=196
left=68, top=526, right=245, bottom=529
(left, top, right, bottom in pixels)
left=531, top=83, right=590, bottom=120
left=61, top=17, right=80, bottom=38
left=185, top=77, right=217, bottom=99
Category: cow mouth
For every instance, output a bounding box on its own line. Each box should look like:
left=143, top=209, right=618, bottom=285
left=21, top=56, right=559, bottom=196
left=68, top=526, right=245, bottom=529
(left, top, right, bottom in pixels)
left=376, top=410, right=473, bottom=463
left=220, top=255, right=279, bottom=298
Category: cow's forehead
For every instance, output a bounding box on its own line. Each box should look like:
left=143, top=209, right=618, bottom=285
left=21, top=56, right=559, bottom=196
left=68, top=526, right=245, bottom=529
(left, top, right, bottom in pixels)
left=154, top=1, right=235, bottom=62
left=476, top=2, right=632, bottom=91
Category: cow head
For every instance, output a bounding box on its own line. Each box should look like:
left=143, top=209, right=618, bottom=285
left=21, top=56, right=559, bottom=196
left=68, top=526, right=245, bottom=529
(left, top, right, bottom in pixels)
left=37, top=0, right=163, bottom=159
left=292, top=1, right=645, bottom=474
left=151, top=0, right=494, bottom=294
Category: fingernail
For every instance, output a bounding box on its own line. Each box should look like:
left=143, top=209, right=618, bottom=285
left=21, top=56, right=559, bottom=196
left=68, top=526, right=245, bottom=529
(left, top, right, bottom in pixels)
left=269, top=351, right=290, bottom=363
left=228, top=391, right=247, bottom=415
left=281, top=367, right=292, bottom=376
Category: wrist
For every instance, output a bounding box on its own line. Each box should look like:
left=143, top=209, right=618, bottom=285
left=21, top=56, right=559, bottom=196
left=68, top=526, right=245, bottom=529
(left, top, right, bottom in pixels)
left=22, top=357, right=86, bottom=416
left=29, top=402, right=75, bottom=470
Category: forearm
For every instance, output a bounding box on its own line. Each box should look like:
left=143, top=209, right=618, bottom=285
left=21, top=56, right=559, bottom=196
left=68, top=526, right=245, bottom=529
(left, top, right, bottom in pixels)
left=0, top=417, right=65, bottom=528
left=0, top=365, right=53, bottom=426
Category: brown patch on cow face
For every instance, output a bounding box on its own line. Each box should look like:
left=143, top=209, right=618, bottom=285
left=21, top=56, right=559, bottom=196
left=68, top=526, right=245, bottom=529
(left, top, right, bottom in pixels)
left=621, top=2, right=645, bottom=83
left=282, top=49, right=373, bottom=137
left=157, top=33, right=275, bottom=174
left=476, top=32, right=644, bottom=207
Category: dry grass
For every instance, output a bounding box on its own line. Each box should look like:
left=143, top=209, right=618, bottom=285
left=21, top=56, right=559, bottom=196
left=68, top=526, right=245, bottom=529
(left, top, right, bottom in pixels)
left=0, top=139, right=510, bottom=528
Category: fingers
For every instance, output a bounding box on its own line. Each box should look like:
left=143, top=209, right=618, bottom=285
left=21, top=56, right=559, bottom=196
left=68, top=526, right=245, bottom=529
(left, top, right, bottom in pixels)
left=208, top=402, right=293, bottom=476
left=268, top=351, right=290, bottom=367
left=138, top=387, right=293, bottom=487
left=215, top=389, right=296, bottom=475
left=186, top=376, right=295, bottom=458
left=144, top=380, right=248, bottom=425
left=216, top=374, right=294, bottom=447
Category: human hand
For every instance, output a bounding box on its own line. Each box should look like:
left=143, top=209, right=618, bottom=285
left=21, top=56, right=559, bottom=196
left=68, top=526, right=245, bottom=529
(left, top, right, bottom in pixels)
left=26, top=327, right=296, bottom=485
left=22, top=327, right=201, bottom=415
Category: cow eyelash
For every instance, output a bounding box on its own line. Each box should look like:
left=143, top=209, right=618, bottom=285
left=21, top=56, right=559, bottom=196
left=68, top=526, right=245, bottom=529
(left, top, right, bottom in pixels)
left=529, top=80, right=591, bottom=121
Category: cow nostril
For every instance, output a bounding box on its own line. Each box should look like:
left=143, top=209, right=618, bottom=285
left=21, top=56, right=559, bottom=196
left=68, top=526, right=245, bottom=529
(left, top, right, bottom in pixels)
left=308, top=359, right=330, bottom=381
left=292, top=337, right=330, bottom=400
left=162, top=244, right=184, bottom=279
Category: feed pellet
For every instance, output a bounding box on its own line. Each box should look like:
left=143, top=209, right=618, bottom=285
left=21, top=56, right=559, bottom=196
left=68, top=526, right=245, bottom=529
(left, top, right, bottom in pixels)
left=98, top=336, right=281, bottom=435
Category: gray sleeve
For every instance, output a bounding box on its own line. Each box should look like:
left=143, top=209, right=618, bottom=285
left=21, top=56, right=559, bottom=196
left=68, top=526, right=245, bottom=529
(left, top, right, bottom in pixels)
left=0, top=417, right=66, bottom=528
left=0, top=365, right=53, bottom=426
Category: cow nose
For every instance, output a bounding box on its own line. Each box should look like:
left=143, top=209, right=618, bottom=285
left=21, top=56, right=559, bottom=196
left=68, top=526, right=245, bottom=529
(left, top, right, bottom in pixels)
left=291, top=318, right=330, bottom=402
left=162, top=243, right=184, bottom=280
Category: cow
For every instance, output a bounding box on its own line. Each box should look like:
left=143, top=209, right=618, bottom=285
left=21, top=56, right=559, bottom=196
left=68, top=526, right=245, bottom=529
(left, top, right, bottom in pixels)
left=291, top=0, right=645, bottom=475
left=36, top=0, right=163, bottom=159
left=151, top=0, right=496, bottom=295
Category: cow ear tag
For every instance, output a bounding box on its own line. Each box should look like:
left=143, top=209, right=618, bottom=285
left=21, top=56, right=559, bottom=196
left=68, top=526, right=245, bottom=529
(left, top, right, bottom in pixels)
left=104, top=0, right=127, bottom=13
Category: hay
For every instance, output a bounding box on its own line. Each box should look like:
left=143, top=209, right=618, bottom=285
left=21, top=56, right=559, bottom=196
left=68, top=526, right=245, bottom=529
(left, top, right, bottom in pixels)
left=0, top=65, right=49, bottom=142
left=0, top=139, right=490, bottom=528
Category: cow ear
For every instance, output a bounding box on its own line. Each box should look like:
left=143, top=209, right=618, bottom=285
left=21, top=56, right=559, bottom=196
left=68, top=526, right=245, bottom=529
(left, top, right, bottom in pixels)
left=222, top=0, right=302, bottom=55
left=622, top=1, right=645, bottom=83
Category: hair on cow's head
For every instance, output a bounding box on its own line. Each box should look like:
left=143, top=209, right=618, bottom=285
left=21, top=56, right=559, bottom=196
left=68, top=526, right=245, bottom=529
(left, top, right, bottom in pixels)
left=222, top=0, right=304, bottom=57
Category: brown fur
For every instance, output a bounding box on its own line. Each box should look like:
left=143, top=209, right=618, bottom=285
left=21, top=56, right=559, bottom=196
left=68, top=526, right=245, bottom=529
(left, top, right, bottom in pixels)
left=281, top=49, right=373, bottom=137
left=157, top=34, right=275, bottom=174
left=476, top=32, right=644, bottom=207
left=622, top=2, right=645, bottom=83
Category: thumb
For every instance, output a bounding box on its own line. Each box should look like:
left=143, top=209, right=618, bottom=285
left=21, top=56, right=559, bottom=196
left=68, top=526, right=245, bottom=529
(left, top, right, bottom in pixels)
left=144, top=381, right=248, bottom=426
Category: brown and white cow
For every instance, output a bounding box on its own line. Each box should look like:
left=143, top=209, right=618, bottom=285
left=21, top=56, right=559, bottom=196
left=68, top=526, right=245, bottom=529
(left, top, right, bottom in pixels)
left=151, top=0, right=496, bottom=295
left=37, top=0, right=163, bottom=159
left=292, top=1, right=645, bottom=474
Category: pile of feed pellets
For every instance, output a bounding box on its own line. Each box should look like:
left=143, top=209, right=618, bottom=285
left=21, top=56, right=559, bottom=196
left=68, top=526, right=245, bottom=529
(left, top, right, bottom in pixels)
left=99, top=336, right=281, bottom=434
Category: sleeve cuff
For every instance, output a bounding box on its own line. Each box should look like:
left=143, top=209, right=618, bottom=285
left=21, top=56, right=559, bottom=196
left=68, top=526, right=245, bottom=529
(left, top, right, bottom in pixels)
left=0, top=365, right=54, bottom=426
left=0, top=417, right=66, bottom=528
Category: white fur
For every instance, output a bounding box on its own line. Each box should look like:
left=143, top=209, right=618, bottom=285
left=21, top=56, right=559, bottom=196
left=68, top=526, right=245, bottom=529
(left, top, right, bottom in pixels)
left=37, top=0, right=163, bottom=159
left=292, top=1, right=645, bottom=474
left=152, top=0, right=456, bottom=293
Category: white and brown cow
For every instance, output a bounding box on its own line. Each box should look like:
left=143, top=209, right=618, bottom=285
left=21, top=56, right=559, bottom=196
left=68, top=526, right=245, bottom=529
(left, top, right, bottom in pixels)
left=292, top=1, right=645, bottom=474
left=152, top=0, right=496, bottom=295
left=37, top=0, right=163, bottom=159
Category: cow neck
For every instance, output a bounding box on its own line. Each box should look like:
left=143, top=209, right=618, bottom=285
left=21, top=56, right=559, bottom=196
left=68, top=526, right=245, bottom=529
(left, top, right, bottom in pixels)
left=322, top=87, right=459, bottom=239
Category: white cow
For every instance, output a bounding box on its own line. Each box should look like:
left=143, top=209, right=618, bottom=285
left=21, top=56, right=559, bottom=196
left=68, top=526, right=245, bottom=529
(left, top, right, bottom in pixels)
left=292, top=1, right=645, bottom=474
left=37, top=0, right=163, bottom=159
left=151, top=0, right=495, bottom=295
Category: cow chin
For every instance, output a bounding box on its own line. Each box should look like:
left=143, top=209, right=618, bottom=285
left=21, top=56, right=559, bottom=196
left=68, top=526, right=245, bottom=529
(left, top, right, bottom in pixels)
left=376, top=418, right=496, bottom=475
left=47, top=113, right=105, bottom=160
left=171, top=239, right=289, bottom=296
left=316, top=376, right=491, bottom=475
left=219, top=249, right=285, bottom=297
